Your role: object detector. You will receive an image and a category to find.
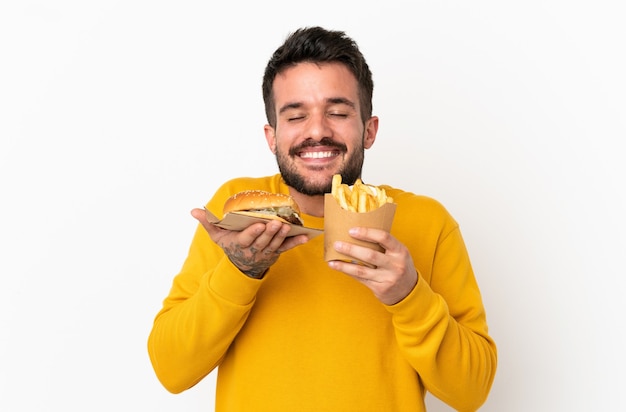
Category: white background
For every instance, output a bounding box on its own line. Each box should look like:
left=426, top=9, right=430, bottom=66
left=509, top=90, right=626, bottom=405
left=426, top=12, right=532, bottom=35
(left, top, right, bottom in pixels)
left=1, top=1, right=625, bottom=411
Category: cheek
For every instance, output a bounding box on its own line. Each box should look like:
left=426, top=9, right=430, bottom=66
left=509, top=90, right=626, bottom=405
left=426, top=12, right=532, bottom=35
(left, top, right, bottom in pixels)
left=273, top=128, right=300, bottom=149
left=273, top=137, right=292, bottom=157
left=343, top=127, right=367, bottom=148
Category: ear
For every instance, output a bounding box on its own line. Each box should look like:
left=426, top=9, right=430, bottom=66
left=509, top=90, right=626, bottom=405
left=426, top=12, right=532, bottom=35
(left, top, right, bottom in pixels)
left=264, top=124, right=277, bottom=154
left=363, top=116, right=379, bottom=149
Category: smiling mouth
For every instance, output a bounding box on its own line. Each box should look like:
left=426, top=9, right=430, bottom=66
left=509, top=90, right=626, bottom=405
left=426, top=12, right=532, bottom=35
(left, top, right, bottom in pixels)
left=291, top=138, right=347, bottom=161
left=299, top=150, right=340, bottom=159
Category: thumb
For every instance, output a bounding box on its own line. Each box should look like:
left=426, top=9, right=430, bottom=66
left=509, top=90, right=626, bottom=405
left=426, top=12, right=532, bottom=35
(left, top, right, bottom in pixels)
left=191, top=208, right=219, bottom=235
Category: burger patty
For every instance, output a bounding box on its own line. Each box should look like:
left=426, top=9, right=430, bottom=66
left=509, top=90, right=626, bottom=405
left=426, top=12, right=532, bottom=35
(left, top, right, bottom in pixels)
left=248, top=207, right=303, bottom=226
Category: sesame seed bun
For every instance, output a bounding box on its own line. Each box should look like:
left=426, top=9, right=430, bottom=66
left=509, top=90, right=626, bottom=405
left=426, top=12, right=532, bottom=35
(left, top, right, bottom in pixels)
left=223, top=190, right=303, bottom=226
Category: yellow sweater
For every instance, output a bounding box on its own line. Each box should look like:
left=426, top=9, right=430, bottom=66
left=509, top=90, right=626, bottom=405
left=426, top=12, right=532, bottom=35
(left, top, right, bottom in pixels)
left=148, top=174, right=497, bottom=411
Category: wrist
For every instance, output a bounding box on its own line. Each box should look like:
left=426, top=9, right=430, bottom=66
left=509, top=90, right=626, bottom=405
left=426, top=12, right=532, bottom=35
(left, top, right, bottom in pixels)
left=242, top=268, right=268, bottom=279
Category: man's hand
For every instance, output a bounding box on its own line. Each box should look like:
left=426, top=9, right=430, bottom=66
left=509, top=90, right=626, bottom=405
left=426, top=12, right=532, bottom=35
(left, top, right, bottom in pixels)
left=191, top=208, right=309, bottom=278
left=328, top=227, right=418, bottom=305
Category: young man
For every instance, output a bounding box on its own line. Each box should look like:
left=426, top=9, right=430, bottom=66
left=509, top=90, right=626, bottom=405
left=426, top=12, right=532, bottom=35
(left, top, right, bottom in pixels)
left=148, top=27, right=497, bottom=411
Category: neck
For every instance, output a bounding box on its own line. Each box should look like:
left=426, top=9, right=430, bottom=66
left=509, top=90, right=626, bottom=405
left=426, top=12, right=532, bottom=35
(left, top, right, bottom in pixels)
left=288, top=189, right=326, bottom=217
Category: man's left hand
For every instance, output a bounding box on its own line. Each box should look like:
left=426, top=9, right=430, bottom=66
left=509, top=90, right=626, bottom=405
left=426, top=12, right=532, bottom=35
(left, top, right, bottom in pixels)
left=328, top=227, right=418, bottom=305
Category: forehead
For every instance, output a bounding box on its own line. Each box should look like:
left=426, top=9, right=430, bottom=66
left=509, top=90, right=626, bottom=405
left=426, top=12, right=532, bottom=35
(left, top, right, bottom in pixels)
left=272, top=62, right=359, bottom=103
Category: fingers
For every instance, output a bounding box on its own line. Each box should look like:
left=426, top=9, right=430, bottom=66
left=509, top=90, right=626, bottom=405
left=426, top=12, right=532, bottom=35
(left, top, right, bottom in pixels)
left=191, top=208, right=310, bottom=274
left=329, top=227, right=418, bottom=305
left=278, top=234, right=309, bottom=252
left=191, top=207, right=216, bottom=233
left=345, top=227, right=397, bottom=252
left=246, top=220, right=290, bottom=252
left=191, top=208, right=293, bottom=249
left=331, top=227, right=396, bottom=268
left=247, top=223, right=309, bottom=254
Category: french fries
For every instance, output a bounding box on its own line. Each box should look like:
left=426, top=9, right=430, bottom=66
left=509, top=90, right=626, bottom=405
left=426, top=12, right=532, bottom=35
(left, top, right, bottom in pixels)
left=330, top=174, right=393, bottom=212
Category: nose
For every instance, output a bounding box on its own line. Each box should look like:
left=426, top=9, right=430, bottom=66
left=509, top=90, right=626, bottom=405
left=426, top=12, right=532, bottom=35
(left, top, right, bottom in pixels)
left=306, top=112, right=332, bottom=141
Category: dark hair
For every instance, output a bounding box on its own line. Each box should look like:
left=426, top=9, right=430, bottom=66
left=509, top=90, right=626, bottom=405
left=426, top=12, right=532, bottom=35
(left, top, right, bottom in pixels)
left=262, top=26, right=374, bottom=128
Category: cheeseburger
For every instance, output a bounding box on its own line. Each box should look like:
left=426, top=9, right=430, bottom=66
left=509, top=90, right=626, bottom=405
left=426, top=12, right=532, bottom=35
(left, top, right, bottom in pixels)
left=223, top=190, right=304, bottom=226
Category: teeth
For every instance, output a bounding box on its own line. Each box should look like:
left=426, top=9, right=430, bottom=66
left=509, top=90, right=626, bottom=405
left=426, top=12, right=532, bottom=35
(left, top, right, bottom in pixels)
left=300, top=151, right=335, bottom=159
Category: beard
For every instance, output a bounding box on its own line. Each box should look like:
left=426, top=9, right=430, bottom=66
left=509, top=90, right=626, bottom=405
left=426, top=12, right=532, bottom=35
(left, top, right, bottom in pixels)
left=276, top=136, right=365, bottom=196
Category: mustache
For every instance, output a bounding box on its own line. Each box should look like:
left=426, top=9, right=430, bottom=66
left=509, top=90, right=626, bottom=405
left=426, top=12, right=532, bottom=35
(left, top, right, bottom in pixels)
left=289, top=137, right=347, bottom=156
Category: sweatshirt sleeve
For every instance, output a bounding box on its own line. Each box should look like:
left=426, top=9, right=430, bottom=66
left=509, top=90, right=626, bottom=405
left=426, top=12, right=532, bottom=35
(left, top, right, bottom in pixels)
left=386, top=217, right=497, bottom=411
left=147, top=180, right=270, bottom=393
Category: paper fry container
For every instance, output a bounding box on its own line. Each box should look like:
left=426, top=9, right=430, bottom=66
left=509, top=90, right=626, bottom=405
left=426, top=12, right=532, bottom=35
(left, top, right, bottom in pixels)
left=323, top=193, right=397, bottom=267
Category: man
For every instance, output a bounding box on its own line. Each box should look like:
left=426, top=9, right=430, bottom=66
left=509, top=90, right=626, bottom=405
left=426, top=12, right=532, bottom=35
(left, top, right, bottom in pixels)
left=148, top=26, right=497, bottom=411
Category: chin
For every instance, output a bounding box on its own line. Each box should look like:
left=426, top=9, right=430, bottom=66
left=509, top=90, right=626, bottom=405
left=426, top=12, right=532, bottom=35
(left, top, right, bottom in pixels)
left=278, top=161, right=340, bottom=196
left=287, top=176, right=332, bottom=196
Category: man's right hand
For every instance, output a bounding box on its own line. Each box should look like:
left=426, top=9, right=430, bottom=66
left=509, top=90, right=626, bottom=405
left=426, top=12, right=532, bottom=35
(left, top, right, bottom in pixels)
left=191, top=208, right=309, bottom=278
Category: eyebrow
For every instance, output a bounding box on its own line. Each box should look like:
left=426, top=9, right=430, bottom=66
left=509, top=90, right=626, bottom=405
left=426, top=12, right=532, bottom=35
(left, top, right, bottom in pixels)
left=278, top=102, right=303, bottom=114
left=278, top=97, right=356, bottom=115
